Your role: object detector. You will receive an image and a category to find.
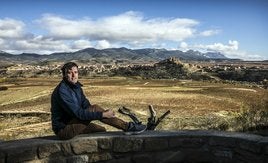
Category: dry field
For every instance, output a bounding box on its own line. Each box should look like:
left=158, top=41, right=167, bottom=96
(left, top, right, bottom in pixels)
left=0, top=77, right=267, bottom=141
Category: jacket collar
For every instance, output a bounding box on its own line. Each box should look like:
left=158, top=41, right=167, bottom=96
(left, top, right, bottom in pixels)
left=62, top=78, right=83, bottom=89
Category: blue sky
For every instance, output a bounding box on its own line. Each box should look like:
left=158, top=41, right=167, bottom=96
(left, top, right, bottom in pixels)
left=0, top=0, right=267, bottom=60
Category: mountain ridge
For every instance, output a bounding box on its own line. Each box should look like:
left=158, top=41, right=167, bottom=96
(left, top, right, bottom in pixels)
left=0, top=47, right=230, bottom=64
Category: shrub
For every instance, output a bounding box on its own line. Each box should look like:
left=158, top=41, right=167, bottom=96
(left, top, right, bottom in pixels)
left=0, top=86, right=8, bottom=91
left=234, top=99, right=268, bottom=132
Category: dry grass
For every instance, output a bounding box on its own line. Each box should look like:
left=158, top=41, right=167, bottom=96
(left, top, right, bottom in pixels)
left=0, top=77, right=267, bottom=140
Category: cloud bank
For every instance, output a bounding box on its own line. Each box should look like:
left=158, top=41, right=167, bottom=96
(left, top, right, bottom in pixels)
left=0, top=11, right=262, bottom=60
left=0, top=18, right=25, bottom=39
left=179, top=40, right=263, bottom=60
left=38, top=12, right=198, bottom=42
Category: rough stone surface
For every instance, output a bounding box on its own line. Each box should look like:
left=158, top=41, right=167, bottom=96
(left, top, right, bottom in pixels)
left=0, top=130, right=267, bottom=163
left=6, top=146, right=38, bottom=162
left=71, top=138, right=98, bottom=154
left=144, top=138, right=168, bottom=151
left=60, top=142, right=73, bottom=156
left=211, top=148, right=233, bottom=159
left=177, top=148, right=214, bottom=162
left=98, top=138, right=113, bottom=150
left=38, top=143, right=62, bottom=159
left=169, top=137, right=205, bottom=148
left=239, top=139, right=261, bottom=153
left=88, top=152, right=112, bottom=162
left=132, top=154, right=154, bottom=163
left=106, top=157, right=132, bottom=163
left=153, top=150, right=185, bottom=162
left=258, top=139, right=268, bottom=155
left=113, top=137, right=143, bottom=152
left=234, top=148, right=263, bottom=163
left=209, top=136, right=237, bottom=147
left=66, top=155, right=88, bottom=163
left=24, top=157, right=66, bottom=163
left=0, top=152, right=5, bottom=163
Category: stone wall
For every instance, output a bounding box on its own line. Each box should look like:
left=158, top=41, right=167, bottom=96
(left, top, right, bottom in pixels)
left=0, top=130, right=267, bottom=163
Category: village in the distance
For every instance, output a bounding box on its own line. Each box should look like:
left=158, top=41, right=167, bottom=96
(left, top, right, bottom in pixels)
left=0, top=48, right=268, bottom=89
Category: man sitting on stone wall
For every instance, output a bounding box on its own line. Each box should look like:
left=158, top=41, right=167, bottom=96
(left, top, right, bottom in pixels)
left=51, top=62, right=146, bottom=140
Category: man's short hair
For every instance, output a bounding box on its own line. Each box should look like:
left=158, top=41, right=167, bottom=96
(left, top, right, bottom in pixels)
left=61, top=62, right=78, bottom=77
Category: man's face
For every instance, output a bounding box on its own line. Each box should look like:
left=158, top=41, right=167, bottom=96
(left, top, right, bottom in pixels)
left=67, top=66, right=78, bottom=84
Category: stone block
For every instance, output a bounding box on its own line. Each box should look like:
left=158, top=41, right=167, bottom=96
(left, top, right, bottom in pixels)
left=6, top=146, right=38, bottom=162
left=153, top=150, right=185, bottom=162
left=239, top=140, right=261, bottom=154
left=37, top=157, right=66, bottom=163
left=234, top=148, right=263, bottom=163
left=209, top=137, right=236, bottom=147
left=1, top=131, right=267, bottom=163
left=182, top=149, right=214, bottom=162
left=212, top=148, right=233, bottom=159
left=71, top=138, right=98, bottom=154
left=38, top=143, right=62, bottom=159
left=66, top=155, right=88, bottom=163
left=24, top=159, right=63, bottom=163
left=61, top=142, right=73, bottom=156
left=113, top=137, right=143, bottom=152
left=98, top=138, right=112, bottom=150
left=144, top=138, right=168, bottom=151
left=23, top=160, right=43, bottom=163
left=257, top=138, right=268, bottom=155
left=265, top=156, right=268, bottom=163
left=106, top=157, right=132, bottom=163
left=169, top=137, right=205, bottom=148
left=132, top=154, right=153, bottom=163
left=88, top=152, right=112, bottom=162
left=0, top=152, right=5, bottom=163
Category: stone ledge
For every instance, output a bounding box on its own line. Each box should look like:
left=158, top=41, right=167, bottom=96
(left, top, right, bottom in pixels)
left=0, top=130, right=267, bottom=163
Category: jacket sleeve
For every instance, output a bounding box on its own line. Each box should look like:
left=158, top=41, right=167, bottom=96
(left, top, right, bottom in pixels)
left=81, top=89, right=91, bottom=109
left=58, top=86, right=102, bottom=121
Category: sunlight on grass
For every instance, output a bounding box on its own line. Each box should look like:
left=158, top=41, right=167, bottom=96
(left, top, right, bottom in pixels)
left=0, top=77, right=267, bottom=140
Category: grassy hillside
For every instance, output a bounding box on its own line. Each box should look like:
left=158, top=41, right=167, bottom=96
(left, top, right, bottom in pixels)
left=0, top=77, right=267, bottom=140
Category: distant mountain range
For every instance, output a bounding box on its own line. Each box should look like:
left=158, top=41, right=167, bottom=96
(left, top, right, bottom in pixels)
left=0, top=47, right=230, bottom=64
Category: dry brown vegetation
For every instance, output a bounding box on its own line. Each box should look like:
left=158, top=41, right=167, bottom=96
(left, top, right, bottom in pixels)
left=0, top=77, right=267, bottom=141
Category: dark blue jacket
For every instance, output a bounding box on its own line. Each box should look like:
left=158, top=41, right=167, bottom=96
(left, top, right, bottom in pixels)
left=51, top=79, right=103, bottom=134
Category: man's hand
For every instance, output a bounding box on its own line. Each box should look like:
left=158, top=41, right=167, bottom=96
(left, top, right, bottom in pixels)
left=102, top=109, right=115, bottom=118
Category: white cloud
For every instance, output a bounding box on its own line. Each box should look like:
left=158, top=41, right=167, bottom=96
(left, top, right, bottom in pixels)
left=72, top=39, right=92, bottom=50
left=0, top=38, right=7, bottom=48
left=179, top=41, right=188, bottom=51
left=36, top=14, right=92, bottom=39
left=37, top=11, right=199, bottom=43
left=199, top=29, right=220, bottom=36
left=2, top=11, right=263, bottom=60
left=195, top=40, right=239, bottom=52
left=184, top=40, right=263, bottom=60
left=96, top=40, right=111, bottom=49
left=0, top=18, right=25, bottom=38
left=0, top=12, right=219, bottom=55
left=3, top=35, right=71, bottom=54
